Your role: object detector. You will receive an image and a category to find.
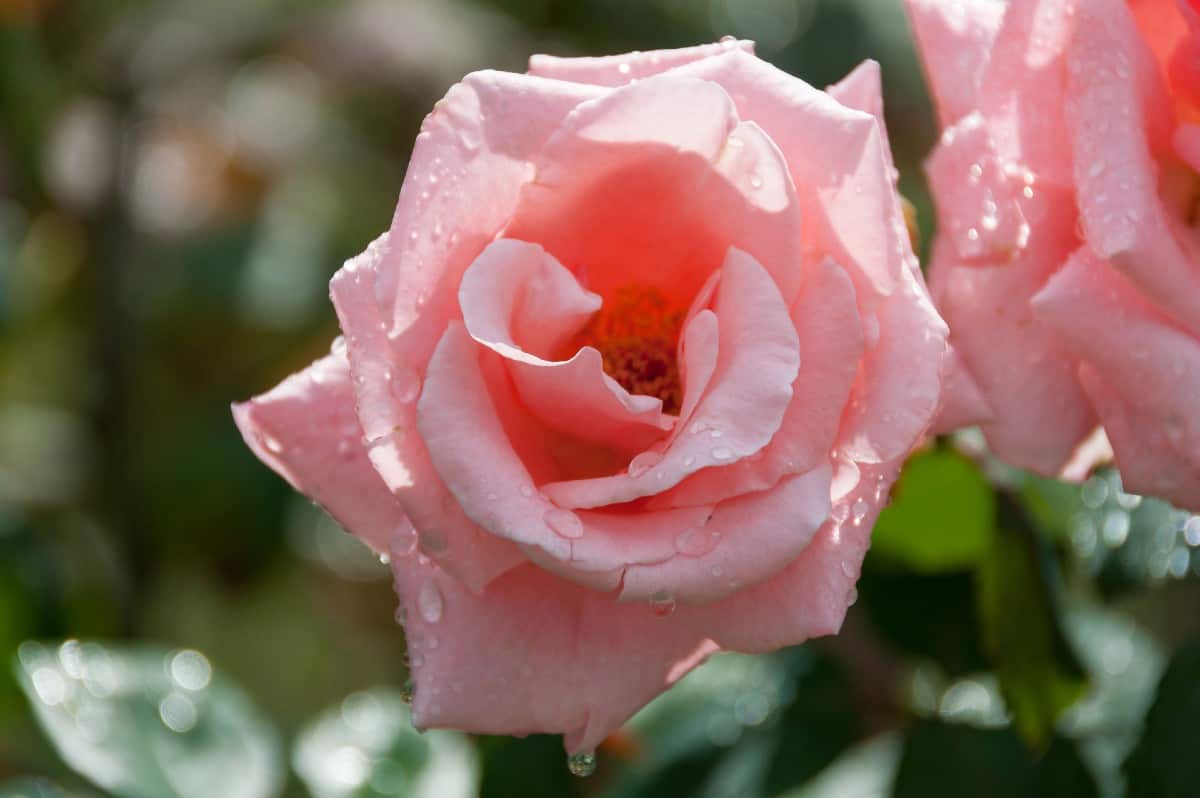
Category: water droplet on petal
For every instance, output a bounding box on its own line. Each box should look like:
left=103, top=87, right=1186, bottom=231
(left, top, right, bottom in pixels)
left=389, top=367, right=422, bottom=403
left=851, top=498, right=868, bottom=524
left=567, top=751, right=597, bottom=777
left=519, top=485, right=534, bottom=498
left=650, top=590, right=677, bottom=617
left=627, top=451, right=662, bottom=477
left=545, top=508, right=584, bottom=539
left=712, top=446, right=734, bottom=461
left=676, top=524, right=720, bottom=556
left=417, top=581, right=444, bottom=623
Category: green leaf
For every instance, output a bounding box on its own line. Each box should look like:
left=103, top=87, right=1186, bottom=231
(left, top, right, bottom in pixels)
left=0, top=779, right=93, bottom=798
left=893, top=720, right=1098, bottom=798
left=1123, top=638, right=1200, bottom=798
left=871, top=449, right=995, bottom=572
left=976, top=501, right=1088, bottom=748
left=14, top=640, right=282, bottom=798
left=478, top=735, right=574, bottom=798
left=602, top=647, right=858, bottom=798
left=294, top=687, right=477, bottom=798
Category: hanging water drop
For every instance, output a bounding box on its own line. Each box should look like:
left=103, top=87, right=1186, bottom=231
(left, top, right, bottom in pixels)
left=567, top=751, right=597, bottom=777
left=417, top=581, right=444, bottom=623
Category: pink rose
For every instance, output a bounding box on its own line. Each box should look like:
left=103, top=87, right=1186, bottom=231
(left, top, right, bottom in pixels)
left=907, top=0, right=1200, bottom=509
left=233, top=41, right=948, bottom=754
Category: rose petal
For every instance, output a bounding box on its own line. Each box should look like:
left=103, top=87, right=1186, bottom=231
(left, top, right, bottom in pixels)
left=540, top=248, right=799, bottom=509
left=527, top=39, right=754, bottom=87
left=1067, top=0, right=1200, bottom=337
left=931, top=346, right=994, bottom=435
left=232, top=348, right=407, bottom=556
left=396, top=558, right=716, bottom=754
left=1077, top=366, right=1200, bottom=511
left=929, top=224, right=1096, bottom=474
left=674, top=459, right=896, bottom=652
left=903, top=0, right=1006, bottom=126
left=1032, top=245, right=1200, bottom=499
left=505, top=73, right=803, bottom=309
left=662, top=258, right=863, bottom=506
left=418, top=323, right=574, bottom=560
left=926, top=112, right=1030, bottom=263
left=668, top=50, right=948, bottom=462
left=330, top=72, right=603, bottom=584
left=459, top=238, right=672, bottom=456
left=331, top=238, right=527, bottom=590
left=619, top=463, right=832, bottom=604
left=974, top=0, right=1076, bottom=186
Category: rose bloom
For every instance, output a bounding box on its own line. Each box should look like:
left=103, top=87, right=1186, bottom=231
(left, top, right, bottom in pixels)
left=234, top=41, right=949, bottom=754
left=907, top=0, right=1200, bottom=509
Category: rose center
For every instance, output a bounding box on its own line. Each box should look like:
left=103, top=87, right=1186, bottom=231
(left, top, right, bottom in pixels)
left=573, top=285, right=684, bottom=415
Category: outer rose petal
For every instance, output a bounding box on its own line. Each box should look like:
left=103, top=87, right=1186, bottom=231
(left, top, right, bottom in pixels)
left=540, top=248, right=799, bottom=510
left=330, top=72, right=602, bottom=584
left=395, top=557, right=715, bottom=755
left=232, top=349, right=407, bottom=556
left=1032, top=246, right=1200, bottom=507
left=931, top=347, right=994, bottom=435
left=675, top=459, right=897, bottom=652
left=928, top=222, right=1096, bottom=474
left=1067, top=0, right=1200, bottom=337
left=331, top=237, right=527, bottom=590
left=527, top=39, right=754, bottom=87
left=974, top=0, right=1077, bottom=186
left=668, top=50, right=949, bottom=463
left=903, top=0, right=1006, bottom=126
left=1077, top=366, right=1200, bottom=510
left=459, top=238, right=672, bottom=456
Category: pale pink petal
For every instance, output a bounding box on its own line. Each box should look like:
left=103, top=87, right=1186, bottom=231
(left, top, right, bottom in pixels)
left=662, top=258, right=862, bottom=506
left=329, top=72, right=602, bottom=585
left=1077, top=366, right=1200, bottom=511
left=540, top=249, right=799, bottom=509
left=1067, top=0, right=1200, bottom=337
left=527, top=39, right=754, bottom=87
left=620, top=463, right=832, bottom=604
left=459, top=238, right=672, bottom=456
left=232, top=348, right=406, bottom=556
left=929, top=222, right=1096, bottom=474
left=505, top=73, right=804, bottom=309
left=417, top=323, right=575, bottom=561
left=668, top=50, right=949, bottom=462
left=395, top=558, right=716, bottom=754
left=903, top=0, right=1006, bottom=126
left=974, top=0, right=1077, bottom=186
left=926, top=113, right=1030, bottom=264
left=331, top=239, right=526, bottom=591
left=931, top=346, right=994, bottom=435
left=674, top=459, right=897, bottom=652
left=1032, top=246, right=1200, bottom=501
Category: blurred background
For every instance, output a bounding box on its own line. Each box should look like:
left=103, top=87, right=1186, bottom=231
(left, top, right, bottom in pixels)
left=2, top=0, right=1200, bottom=796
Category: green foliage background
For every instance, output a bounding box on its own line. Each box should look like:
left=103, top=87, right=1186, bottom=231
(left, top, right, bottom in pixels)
left=1, top=1, right=1199, bottom=796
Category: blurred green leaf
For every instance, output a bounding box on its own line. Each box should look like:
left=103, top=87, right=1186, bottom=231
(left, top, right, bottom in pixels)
left=858, top=569, right=988, bottom=677
left=478, top=736, right=574, bottom=798
left=777, top=733, right=901, bottom=798
left=294, top=687, right=477, bottom=798
left=1123, top=638, right=1200, bottom=798
left=893, top=720, right=1098, bottom=798
left=0, top=779, right=92, bottom=798
left=14, top=640, right=282, bottom=798
left=603, top=647, right=858, bottom=798
left=976, top=502, right=1088, bottom=748
left=871, top=449, right=995, bottom=572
